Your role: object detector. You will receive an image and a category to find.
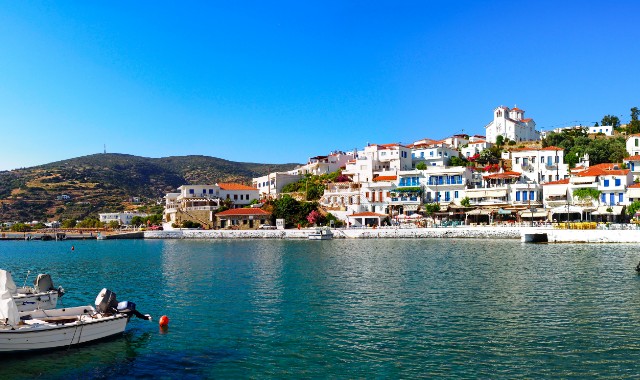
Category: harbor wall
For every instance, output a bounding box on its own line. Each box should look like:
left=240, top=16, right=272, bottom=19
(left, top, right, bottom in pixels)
left=144, top=226, right=526, bottom=240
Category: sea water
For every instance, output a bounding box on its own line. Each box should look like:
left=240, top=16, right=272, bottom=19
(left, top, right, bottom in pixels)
left=2, top=239, right=640, bottom=379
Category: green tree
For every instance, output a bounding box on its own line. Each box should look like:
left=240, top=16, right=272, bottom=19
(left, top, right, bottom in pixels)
left=460, top=197, right=471, bottom=207
left=61, top=219, right=77, bottom=228
left=628, top=107, right=640, bottom=134
left=131, top=216, right=145, bottom=226
left=449, top=156, right=468, bottom=167
left=627, top=201, right=640, bottom=217
left=423, top=203, right=441, bottom=216
left=108, top=220, right=120, bottom=229
left=10, top=223, right=31, bottom=232
left=415, top=162, right=427, bottom=170
left=585, top=137, right=627, bottom=165
left=601, top=115, right=621, bottom=129
left=77, top=218, right=102, bottom=228
left=495, top=135, right=504, bottom=146
left=573, top=188, right=601, bottom=205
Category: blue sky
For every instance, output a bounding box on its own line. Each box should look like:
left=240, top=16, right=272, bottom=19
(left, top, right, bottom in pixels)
left=1, top=1, right=639, bottom=171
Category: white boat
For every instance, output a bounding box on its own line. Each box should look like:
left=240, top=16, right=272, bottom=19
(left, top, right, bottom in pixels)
left=2, top=271, right=65, bottom=312
left=0, top=284, right=151, bottom=354
left=308, top=227, right=334, bottom=240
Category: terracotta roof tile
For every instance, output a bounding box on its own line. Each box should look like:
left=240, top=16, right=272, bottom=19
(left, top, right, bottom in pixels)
left=216, top=208, right=271, bottom=216
left=373, top=175, right=397, bottom=182
left=348, top=212, right=387, bottom=217
left=543, top=178, right=570, bottom=186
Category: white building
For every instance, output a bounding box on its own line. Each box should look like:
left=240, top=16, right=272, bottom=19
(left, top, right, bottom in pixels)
left=410, top=141, right=459, bottom=167
left=342, top=143, right=412, bottom=183
left=588, top=125, right=613, bottom=136
left=99, top=211, right=148, bottom=226
left=507, top=146, right=568, bottom=184
left=421, top=166, right=473, bottom=206
left=252, top=172, right=301, bottom=198
left=626, top=134, right=640, bottom=157
left=461, top=139, right=492, bottom=159
left=289, top=151, right=354, bottom=176
left=485, top=106, right=540, bottom=144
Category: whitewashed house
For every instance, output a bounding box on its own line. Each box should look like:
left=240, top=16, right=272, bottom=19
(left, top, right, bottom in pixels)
left=410, top=141, right=459, bottom=167
left=289, top=151, right=354, bottom=176
left=252, top=172, right=301, bottom=198
left=508, top=146, right=568, bottom=184
left=461, top=139, right=492, bottom=159
left=626, top=134, right=640, bottom=157
left=99, top=211, right=148, bottom=226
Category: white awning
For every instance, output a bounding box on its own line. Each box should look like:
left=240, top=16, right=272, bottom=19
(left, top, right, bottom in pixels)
left=485, top=189, right=507, bottom=197
left=551, top=205, right=584, bottom=214
left=466, top=209, right=492, bottom=215
left=519, top=210, right=549, bottom=218
left=465, top=189, right=506, bottom=198
left=591, top=206, right=624, bottom=215
left=627, top=188, right=640, bottom=198
left=544, top=186, right=569, bottom=197
left=403, top=204, right=419, bottom=211
left=570, top=176, right=596, bottom=184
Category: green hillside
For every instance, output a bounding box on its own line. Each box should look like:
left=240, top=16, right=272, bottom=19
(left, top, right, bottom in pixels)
left=0, top=153, right=298, bottom=222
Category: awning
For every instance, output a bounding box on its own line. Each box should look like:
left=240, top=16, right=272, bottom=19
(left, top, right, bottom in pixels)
left=403, top=204, right=419, bottom=211
left=465, top=189, right=507, bottom=198
left=591, top=206, right=624, bottom=215
left=550, top=205, right=584, bottom=214
left=544, top=186, right=569, bottom=197
left=497, top=208, right=512, bottom=215
left=466, top=209, right=492, bottom=215
left=519, top=210, right=548, bottom=218
left=627, top=188, right=640, bottom=198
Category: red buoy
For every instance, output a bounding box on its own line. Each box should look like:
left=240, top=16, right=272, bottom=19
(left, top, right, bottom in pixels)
left=159, top=315, right=169, bottom=327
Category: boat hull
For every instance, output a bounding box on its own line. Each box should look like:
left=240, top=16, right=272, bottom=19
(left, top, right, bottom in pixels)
left=0, top=306, right=129, bottom=353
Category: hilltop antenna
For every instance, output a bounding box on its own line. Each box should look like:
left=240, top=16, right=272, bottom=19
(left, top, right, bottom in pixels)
left=104, top=144, right=106, bottom=154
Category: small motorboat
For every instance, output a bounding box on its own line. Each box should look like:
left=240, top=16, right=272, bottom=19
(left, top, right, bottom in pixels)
left=0, top=286, right=151, bottom=354
left=1, top=270, right=65, bottom=312
left=308, top=227, right=334, bottom=240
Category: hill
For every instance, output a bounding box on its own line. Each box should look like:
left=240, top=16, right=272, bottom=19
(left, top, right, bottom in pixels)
left=0, top=153, right=298, bottom=222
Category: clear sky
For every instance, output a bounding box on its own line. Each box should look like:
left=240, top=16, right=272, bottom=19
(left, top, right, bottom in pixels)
left=1, top=1, right=639, bottom=171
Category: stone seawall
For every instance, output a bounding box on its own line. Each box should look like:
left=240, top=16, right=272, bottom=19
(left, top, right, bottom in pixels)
left=144, top=226, right=528, bottom=240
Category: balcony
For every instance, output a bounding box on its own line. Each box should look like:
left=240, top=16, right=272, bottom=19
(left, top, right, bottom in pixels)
left=185, top=206, right=219, bottom=211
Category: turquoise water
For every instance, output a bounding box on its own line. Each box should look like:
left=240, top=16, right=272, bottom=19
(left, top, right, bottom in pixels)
left=2, top=239, right=640, bottom=378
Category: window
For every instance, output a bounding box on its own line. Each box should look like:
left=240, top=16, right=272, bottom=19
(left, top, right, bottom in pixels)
left=603, top=179, right=610, bottom=187
left=619, top=193, right=624, bottom=203
left=515, top=158, right=520, bottom=164
left=523, top=191, right=528, bottom=201
left=601, top=193, right=606, bottom=202
left=636, top=139, right=639, bottom=147
left=445, top=191, right=450, bottom=201
left=454, top=191, right=459, bottom=198
left=234, top=194, right=238, bottom=200
left=516, top=191, right=521, bottom=201
left=529, top=191, right=535, bottom=201
left=430, top=151, right=434, bottom=157
left=189, top=189, right=195, bottom=194
left=615, top=178, right=621, bottom=186
left=531, top=157, right=536, bottom=163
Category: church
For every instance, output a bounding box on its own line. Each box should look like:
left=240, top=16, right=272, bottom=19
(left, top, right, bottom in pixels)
left=484, top=105, right=540, bottom=144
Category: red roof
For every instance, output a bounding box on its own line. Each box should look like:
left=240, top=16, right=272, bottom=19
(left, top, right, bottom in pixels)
left=373, top=175, right=397, bottom=182
left=483, top=171, right=521, bottom=179
left=575, top=163, right=629, bottom=177
left=624, top=155, right=640, bottom=161
left=216, top=208, right=271, bottom=216
left=628, top=183, right=640, bottom=188
left=348, top=212, right=387, bottom=217
left=543, top=178, right=570, bottom=186
left=219, top=183, right=258, bottom=191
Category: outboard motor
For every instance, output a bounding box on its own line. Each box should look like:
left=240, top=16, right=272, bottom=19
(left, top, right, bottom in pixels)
left=117, top=300, right=152, bottom=321
left=95, top=288, right=118, bottom=314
